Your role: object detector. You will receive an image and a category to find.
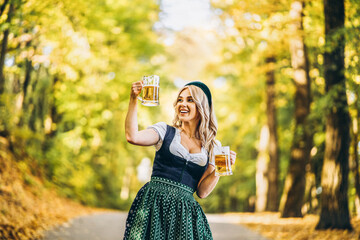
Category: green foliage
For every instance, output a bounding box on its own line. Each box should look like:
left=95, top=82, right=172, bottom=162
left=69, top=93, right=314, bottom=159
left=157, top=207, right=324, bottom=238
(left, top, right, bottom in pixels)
left=1, top=0, right=359, bottom=214
left=0, top=0, right=165, bottom=210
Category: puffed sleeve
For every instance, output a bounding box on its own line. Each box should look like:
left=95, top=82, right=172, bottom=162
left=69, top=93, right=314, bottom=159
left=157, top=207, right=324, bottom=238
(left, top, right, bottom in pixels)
left=147, top=122, right=167, bottom=151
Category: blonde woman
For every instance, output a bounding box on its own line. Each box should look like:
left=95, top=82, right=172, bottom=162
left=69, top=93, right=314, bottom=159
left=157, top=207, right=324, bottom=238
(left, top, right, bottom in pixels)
left=124, top=81, right=236, bottom=239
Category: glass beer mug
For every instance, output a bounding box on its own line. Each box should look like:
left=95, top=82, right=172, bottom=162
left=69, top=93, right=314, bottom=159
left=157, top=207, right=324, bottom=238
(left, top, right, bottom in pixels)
left=137, top=75, right=160, bottom=106
left=214, top=145, right=233, bottom=176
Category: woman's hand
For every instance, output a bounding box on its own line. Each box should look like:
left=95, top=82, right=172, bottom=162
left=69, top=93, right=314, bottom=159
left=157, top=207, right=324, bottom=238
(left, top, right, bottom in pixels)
left=230, top=150, right=236, bottom=165
left=131, top=81, right=143, bottom=99
left=125, top=80, right=160, bottom=146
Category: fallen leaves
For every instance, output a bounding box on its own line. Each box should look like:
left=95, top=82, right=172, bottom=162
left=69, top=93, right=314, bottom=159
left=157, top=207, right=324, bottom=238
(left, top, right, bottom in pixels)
left=227, top=212, right=360, bottom=240
left=2, top=140, right=360, bottom=240
left=0, top=149, right=95, bottom=240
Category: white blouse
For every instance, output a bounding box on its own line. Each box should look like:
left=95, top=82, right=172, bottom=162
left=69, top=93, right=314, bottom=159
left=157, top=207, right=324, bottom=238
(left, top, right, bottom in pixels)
left=148, top=122, right=215, bottom=166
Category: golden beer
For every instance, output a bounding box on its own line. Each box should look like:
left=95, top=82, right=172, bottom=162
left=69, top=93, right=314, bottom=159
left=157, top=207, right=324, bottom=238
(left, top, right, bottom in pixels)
left=215, top=154, right=230, bottom=175
left=143, top=85, right=159, bottom=103
left=214, top=145, right=232, bottom=176
left=138, top=75, right=160, bottom=106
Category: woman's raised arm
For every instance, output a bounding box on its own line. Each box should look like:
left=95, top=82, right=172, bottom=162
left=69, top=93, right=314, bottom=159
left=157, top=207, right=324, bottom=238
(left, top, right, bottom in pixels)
left=125, top=81, right=159, bottom=146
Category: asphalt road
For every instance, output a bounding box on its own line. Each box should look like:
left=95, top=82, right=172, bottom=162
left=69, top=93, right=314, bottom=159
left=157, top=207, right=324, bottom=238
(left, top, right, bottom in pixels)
left=42, top=212, right=269, bottom=240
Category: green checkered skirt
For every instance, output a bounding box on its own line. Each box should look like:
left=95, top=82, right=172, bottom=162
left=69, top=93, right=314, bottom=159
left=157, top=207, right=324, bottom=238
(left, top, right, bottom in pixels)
left=123, top=177, right=213, bottom=240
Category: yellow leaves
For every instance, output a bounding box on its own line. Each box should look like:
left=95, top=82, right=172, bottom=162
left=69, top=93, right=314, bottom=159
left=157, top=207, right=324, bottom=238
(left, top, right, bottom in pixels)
left=85, top=76, right=103, bottom=93
left=234, top=212, right=360, bottom=240
left=309, top=68, right=320, bottom=78
left=224, top=51, right=233, bottom=60
left=353, top=55, right=359, bottom=64
left=353, top=18, right=360, bottom=27
left=354, top=76, right=360, bottom=85
left=150, top=54, right=167, bottom=65
left=18, top=33, right=33, bottom=43
left=347, top=90, right=357, bottom=106
left=314, top=77, right=325, bottom=88
left=281, top=67, right=294, bottom=78
left=58, top=65, right=79, bottom=81
left=0, top=150, right=94, bottom=240
left=17, top=161, right=28, bottom=174
left=32, top=54, right=50, bottom=66
left=62, top=129, right=83, bottom=154
left=227, top=42, right=242, bottom=54
left=317, top=54, right=324, bottom=65
left=347, top=55, right=360, bottom=68
left=2, top=0, right=163, bottom=223
left=111, top=27, right=123, bottom=34
left=64, top=32, right=91, bottom=64
left=110, top=91, right=119, bottom=101
left=91, top=129, right=102, bottom=149
left=69, top=167, right=92, bottom=189
left=101, top=110, right=113, bottom=121
left=318, top=36, right=325, bottom=47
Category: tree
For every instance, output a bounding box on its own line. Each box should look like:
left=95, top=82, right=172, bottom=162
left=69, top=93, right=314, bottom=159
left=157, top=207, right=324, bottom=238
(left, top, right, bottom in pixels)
left=256, top=125, right=269, bottom=212
left=316, top=0, right=352, bottom=230
left=208, top=0, right=292, bottom=213
left=265, top=56, right=280, bottom=212
left=351, top=96, right=360, bottom=215
left=345, top=0, right=360, bottom=217
left=0, top=0, right=164, bottom=209
left=280, top=0, right=312, bottom=218
left=0, top=0, right=15, bottom=94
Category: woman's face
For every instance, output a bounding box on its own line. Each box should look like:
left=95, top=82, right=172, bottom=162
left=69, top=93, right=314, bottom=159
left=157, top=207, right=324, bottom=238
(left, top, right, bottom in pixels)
left=176, top=88, right=199, bottom=124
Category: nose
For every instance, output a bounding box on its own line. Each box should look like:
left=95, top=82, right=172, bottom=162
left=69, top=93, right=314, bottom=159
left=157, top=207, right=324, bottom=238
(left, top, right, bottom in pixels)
left=180, top=101, right=187, bottom=107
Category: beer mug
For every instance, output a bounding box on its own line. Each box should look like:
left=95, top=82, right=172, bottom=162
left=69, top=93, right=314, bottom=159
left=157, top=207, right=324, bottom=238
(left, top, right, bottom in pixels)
left=214, top=146, right=232, bottom=176
left=137, top=75, right=160, bottom=106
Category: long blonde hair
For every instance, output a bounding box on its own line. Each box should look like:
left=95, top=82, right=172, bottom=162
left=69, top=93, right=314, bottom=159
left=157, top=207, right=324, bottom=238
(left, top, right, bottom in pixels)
left=172, top=85, right=218, bottom=161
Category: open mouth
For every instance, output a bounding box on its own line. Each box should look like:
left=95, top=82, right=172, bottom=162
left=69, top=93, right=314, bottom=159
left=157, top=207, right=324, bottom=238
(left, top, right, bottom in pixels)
left=179, top=109, right=189, bottom=114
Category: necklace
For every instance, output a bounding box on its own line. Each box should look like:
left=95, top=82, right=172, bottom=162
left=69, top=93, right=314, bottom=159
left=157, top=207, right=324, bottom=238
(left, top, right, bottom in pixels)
left=181, top=129, right=198, bottom=140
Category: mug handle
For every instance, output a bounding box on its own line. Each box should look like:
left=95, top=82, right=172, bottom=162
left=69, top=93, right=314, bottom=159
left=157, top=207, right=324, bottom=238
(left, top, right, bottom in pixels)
left=137, top=80, right=144, bottom=102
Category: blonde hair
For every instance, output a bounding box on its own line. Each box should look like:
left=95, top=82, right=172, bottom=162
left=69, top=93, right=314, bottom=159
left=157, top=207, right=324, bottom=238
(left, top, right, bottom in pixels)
left=172, top=85, right=218, bottom=161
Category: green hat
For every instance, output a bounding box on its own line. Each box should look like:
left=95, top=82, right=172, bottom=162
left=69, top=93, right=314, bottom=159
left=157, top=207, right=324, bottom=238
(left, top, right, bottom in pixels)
left=185, top=81, right=212, bottom=107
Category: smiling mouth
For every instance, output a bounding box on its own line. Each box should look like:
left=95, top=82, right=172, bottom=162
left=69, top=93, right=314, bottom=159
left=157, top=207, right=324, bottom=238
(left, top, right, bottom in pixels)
left=180, top=109, right=189, bottom=114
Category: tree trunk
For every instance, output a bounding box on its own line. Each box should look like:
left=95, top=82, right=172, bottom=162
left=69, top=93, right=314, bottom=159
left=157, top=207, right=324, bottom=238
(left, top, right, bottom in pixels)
left=265, top=56, right=280, bottom=212
left=256, top=125, right=269, bottom=212
left=280, top=0, right=312, bottom=218
left=316, top=0, right=352, bottom=230
left=28, top=72, right=39, bottom=132
left=45, top=75, right=60, bottom=137
left=23, top=59, right=33, bottom=98
left=0, top=0, right=9, bottom=17
left=0, top=2, right=14, bottom=94
left=17, top=59, right=34, bottom=128
left=303, top=169, right=317, bottom=214
left=352, top=102, right=360, bottom=216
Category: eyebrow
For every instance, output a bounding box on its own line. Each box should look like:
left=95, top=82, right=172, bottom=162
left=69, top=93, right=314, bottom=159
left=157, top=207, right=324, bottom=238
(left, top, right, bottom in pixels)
left=178, top=95, right=193, bottom=99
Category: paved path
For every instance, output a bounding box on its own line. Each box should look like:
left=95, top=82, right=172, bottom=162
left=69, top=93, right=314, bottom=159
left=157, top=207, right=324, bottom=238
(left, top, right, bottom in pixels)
left=42, top=212, right=269, bottom=240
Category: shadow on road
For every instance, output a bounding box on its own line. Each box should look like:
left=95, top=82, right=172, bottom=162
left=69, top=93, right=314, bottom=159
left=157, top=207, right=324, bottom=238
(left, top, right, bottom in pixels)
left=42, top=212, right=269, bottom=240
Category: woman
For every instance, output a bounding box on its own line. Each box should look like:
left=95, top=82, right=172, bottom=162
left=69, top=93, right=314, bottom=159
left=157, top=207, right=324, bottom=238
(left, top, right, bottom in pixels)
left=124, top=80, right=236, bottom=239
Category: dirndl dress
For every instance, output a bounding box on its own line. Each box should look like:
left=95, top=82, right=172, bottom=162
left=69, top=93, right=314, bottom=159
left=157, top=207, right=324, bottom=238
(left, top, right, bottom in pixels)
left=123, top=125, right=213, bottom=240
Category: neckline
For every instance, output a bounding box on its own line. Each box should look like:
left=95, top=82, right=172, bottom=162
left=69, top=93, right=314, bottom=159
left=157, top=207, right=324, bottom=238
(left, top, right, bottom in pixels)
left=176, top=128, right=204, bottom=155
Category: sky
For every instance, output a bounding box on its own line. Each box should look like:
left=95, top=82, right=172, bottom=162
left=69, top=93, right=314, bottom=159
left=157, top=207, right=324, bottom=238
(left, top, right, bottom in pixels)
left=159, top=0, right=214, bottom=31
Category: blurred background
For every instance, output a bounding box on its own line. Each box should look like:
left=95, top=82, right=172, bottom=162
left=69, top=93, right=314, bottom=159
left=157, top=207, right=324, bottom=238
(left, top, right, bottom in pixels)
left=0, top=0, right=359, bottom=224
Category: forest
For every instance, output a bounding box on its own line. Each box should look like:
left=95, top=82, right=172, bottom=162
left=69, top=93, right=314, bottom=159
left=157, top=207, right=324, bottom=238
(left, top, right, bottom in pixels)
left=0, top=0, right=360, bottom=238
